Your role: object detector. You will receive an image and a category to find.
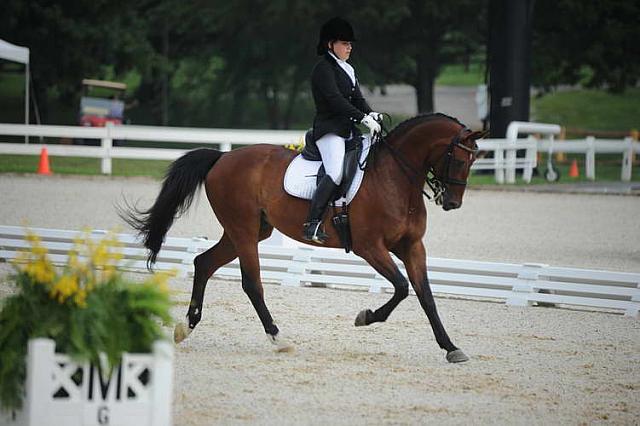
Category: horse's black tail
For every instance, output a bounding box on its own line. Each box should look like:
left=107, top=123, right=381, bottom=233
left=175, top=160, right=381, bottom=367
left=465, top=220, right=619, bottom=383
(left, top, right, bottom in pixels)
left=119, top=148, right=223, bottom=268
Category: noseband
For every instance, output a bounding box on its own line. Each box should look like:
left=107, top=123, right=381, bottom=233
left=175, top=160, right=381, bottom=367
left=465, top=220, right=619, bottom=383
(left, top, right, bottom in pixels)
left=378, top=128, right=477, bottom=205
left=426, top=129, right=478, bottom=204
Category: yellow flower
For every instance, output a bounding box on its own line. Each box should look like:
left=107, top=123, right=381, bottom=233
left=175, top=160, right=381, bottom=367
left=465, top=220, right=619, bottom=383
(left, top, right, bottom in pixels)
left=285, top=136, right=305, bottom=152
left=73, top=287, right=88, bottom=308
left=101, top=265, right=117, bottom=281
left=91, top=243, right=109, bottom=267
left=49, top=274, right=78, bottom=304
left=146, top=269, right=177, bottom=294
left=25, top=233, right=41, bottom=244
left=25, top=259, right=56, bottom=284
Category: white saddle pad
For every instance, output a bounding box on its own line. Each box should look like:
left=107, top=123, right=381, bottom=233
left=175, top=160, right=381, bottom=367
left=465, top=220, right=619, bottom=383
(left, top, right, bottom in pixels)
left=283, top=135, right=373, bottom=206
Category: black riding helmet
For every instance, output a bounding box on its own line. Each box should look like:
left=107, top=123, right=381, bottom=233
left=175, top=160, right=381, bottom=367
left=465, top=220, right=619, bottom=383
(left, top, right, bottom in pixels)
left=316, top=17, right=356, bottom=55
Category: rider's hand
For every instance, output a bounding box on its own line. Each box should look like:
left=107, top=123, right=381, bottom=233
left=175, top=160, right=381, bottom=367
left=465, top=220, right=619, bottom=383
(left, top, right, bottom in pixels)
left=368, top=112, right=383, bottom=122
left=361, top=114, right=381, bottom=135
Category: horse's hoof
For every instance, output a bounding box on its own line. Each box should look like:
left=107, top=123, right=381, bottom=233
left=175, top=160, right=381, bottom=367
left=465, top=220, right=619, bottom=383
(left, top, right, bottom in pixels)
left=446, top=349, right=469, bottom=363
left=354, top=309, right=372, bottom=327
left=267, top=333, right=295, bottom=353
left=173, top=321, right=191, bottom=344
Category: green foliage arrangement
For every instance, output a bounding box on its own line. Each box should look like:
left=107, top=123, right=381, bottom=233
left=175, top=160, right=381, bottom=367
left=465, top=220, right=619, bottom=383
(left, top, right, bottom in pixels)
left=0, top=232, right=174, bottom=411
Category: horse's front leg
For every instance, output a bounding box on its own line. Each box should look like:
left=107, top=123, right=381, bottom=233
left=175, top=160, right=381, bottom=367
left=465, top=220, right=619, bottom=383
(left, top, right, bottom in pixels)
left=396, top=240, right=469, bottom=363
left=354, top=244, right=410, bottom=326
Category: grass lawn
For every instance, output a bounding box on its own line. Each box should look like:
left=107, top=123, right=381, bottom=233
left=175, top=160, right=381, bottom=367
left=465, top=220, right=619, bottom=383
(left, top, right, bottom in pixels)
left=436, top=63, right=485, bottom=86
left=532, top=88, right=640, bottom=133
left=469, top=153, right=640, bottom=185
left=1, top=152, right=637, bottom=184
left=0, top=155, right=171, bottom=179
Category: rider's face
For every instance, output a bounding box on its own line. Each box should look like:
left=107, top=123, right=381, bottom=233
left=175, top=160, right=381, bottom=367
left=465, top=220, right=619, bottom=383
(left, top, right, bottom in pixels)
left=329, top=40, right=352, bottom=61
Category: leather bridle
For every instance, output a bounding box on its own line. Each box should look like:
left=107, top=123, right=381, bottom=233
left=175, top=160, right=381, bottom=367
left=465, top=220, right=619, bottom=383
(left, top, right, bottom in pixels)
left=376, top=127, right=478, bottom=205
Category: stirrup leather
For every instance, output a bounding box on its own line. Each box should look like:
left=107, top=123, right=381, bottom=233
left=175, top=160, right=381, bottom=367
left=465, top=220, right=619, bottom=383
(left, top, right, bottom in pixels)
left=303, top=220, right=328, bottom=243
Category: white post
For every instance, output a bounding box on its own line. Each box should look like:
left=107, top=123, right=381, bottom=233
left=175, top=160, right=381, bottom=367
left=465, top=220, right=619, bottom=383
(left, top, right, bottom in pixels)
left=25, top=63, right=29, bottom=144
left=25, top=339, right=56, bottom=425
left=494, top=147, right=505, bottom=184
left=282, top=246, right=312, bottom=287
left=505, top=138, right=517, bottom=184
left=181, top=237, right=206, bottom=278
left=629, top=285, right=640, bottom=319
left=506, top=122, right=561, bottom=185
left=369, top=273, right=385, bottom=293
left=522, top=135, right=537, bottom=183
left=220, top=142, right=232, bottom=152
left=150, top=341, right=174, bottom=426
left=621, top=137, right=633, bottom=182
left=506, top=263, right=547, bottom=307
left=585, top=136, right=596, bottom=180
left=101, top=123, right=113, bottom=175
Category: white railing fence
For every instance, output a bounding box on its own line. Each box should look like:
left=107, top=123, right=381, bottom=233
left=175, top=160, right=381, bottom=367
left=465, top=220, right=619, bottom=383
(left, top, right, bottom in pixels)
left=537, top=136, right=637, bottom=182
left=1, top=226, right=638, bottom=318
left=0, top=122, right=637, bottom=182
left=0, top=123, right=303, bottom=174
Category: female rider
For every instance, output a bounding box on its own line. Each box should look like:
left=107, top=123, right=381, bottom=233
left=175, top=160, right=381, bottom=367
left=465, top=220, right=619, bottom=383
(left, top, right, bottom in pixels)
left=302, top=17, right=382, bottom=243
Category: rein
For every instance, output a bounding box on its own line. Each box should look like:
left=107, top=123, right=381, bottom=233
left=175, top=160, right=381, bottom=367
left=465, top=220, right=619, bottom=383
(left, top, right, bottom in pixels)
left=373, top=121, right=475, bottom=205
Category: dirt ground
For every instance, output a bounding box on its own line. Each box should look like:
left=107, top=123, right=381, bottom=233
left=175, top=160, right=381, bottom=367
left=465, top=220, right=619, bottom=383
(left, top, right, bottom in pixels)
left=1, top=174, right=639, bottom=424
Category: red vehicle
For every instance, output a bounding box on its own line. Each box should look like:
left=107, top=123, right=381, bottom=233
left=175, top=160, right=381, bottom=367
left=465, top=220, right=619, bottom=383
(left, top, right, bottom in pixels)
left=79, top=79, right=126, bottom=127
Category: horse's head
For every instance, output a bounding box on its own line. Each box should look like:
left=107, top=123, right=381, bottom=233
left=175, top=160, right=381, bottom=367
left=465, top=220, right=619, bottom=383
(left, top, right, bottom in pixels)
left=429, top=127, right=488, bottom=211
left=381, top=114, right=488, bottom=211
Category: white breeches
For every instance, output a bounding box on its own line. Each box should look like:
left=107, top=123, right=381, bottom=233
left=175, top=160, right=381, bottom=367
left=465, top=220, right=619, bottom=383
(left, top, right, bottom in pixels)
left=316, top=133, right=345, bottom=185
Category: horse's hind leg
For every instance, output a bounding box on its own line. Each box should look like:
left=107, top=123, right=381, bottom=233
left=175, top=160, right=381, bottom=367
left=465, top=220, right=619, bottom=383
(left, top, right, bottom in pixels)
left=235, top=235, right=293, bottom=352
left=354, top=244, right=410, bottom=326
left=174, top=232, right=237, bottom=343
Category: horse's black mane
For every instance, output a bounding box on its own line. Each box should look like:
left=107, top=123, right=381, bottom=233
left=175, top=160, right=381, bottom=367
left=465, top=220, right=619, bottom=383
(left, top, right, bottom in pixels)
left=385, top=112, right=466, bottom=142
left=363, top=113, right=466, bottom=170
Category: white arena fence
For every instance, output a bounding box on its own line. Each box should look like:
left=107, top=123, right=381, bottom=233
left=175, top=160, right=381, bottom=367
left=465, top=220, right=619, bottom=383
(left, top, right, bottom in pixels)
left=0, top=122, right=637, bottom=184
left=1, top=226, right=638, bottom=318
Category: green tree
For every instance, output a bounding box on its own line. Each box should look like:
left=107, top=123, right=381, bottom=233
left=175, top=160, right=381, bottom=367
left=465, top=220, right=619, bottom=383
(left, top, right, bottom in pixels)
left=353, top=0, right=487, bottom=113
left=0, top=0, right=151, bottom=122
left=532, top=0, right=640, bottom=93
left=206, top=0, right=328, bottom=128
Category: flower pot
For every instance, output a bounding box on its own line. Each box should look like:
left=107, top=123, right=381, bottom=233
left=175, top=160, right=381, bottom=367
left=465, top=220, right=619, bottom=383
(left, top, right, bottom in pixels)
left=3, top=338, right=173, bottom=426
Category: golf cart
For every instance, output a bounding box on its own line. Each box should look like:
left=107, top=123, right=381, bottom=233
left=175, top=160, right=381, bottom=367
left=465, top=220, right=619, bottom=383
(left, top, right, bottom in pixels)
left=77, top=79, right=127, bottom=145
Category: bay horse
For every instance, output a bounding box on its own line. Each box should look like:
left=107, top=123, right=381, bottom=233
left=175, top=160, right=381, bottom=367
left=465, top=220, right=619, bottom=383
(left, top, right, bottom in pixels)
left=121, top=113, right=485, bottom=363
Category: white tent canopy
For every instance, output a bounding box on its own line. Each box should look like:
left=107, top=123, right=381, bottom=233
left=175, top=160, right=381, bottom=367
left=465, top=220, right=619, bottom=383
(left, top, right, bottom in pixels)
left=0, top=39, right=29, bottom=64
left=0, top=39, right=30, bottom=139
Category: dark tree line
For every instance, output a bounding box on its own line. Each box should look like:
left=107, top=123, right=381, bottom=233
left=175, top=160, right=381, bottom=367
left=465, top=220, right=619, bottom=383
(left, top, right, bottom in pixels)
left=1, top=0, right=638, bottom=128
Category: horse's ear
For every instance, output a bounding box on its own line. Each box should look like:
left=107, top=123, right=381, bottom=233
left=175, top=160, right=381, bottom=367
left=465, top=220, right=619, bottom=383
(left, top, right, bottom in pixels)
left=468, top=129, right=490, bottom=140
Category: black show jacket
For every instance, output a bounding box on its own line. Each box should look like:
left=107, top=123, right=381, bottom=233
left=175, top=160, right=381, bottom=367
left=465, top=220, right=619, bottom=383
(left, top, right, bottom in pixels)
left=311, top=53, right=372, bottom=142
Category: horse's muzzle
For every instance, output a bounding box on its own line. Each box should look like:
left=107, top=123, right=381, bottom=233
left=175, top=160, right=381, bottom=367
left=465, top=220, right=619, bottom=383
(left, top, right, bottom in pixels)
left=442, top=199, right=461, bottom=211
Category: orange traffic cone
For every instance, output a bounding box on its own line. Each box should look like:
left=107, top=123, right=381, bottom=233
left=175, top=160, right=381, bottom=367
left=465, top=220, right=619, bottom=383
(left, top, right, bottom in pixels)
left=37, top=147, right=52, bottom=175
left=568, top=159, right=579, bottom=178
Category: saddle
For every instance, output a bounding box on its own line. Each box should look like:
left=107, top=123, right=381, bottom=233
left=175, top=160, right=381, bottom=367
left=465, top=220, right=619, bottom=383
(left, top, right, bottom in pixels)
left=300, top=129, right=363, bottom=200
left=298, top=129, right=365, bottom=252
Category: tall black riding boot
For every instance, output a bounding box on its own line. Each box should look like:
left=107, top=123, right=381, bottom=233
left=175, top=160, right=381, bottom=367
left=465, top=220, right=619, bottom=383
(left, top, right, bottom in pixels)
left=303, top=175, right=338, bottom=243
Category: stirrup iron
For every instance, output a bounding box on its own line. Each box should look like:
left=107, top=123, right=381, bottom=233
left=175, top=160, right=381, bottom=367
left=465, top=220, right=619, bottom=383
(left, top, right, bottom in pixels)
left=303, top=220, right=328, bottom=243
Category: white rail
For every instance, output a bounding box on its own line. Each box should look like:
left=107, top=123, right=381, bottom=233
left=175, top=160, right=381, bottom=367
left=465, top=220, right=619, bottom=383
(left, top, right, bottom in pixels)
left=0, top=123, right=303, bottom=174
left=537, top=136, right=637, bottom=181
left=0, top=122, right=637, bottom=182
left=1, top=226, right=638, bottom=318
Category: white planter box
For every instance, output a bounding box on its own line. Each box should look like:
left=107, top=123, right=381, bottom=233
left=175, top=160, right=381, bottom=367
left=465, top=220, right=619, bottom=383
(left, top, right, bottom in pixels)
left=2, top=338, right=173, bottom=426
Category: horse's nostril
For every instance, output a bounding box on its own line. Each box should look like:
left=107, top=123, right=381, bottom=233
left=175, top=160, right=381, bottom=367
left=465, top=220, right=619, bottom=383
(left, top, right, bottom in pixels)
left=443, top=200, right=460, bottom=211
